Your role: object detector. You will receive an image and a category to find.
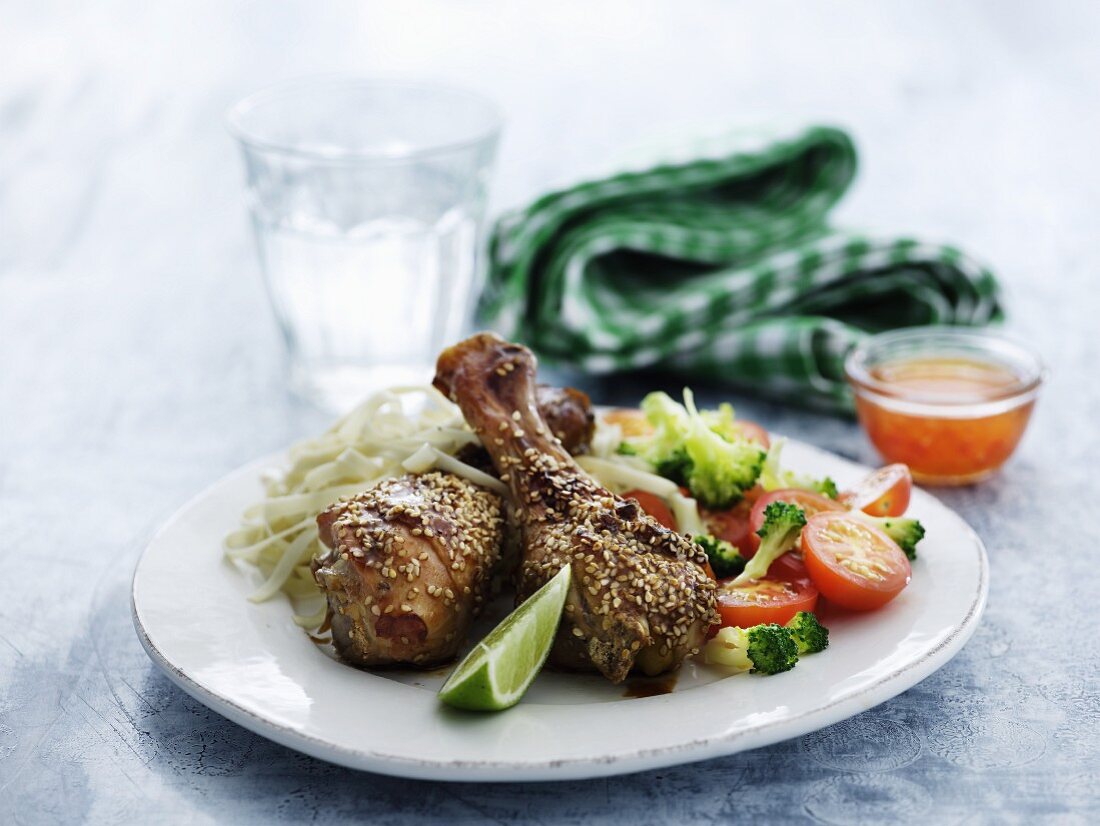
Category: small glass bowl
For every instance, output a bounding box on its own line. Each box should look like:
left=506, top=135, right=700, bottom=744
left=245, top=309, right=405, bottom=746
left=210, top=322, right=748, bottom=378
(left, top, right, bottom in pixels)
left=844, top=328, right=1044, bottom=485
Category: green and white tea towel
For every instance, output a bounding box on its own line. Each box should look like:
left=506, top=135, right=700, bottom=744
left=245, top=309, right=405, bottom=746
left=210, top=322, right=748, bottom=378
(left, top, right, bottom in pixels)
left=479, top=125, right=1002, bottom=410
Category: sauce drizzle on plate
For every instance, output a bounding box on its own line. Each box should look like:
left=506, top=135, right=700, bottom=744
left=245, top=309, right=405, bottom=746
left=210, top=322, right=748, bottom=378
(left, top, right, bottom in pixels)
left=623, top=674, right=679, bottom=698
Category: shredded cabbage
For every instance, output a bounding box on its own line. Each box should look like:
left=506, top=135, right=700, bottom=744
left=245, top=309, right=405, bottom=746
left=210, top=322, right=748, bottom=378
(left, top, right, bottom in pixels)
left=576, top=455, right=706, bottom=538
left=224, top=385, right=476, bottom=628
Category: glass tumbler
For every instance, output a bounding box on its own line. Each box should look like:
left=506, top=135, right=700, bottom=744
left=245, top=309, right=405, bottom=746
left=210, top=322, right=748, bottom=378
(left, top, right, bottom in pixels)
left=228, top=79, right=502, bottom=411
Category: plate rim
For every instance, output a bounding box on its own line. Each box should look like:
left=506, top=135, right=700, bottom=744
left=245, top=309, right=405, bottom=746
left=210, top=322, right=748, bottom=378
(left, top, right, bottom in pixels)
left=131, top=444, right=989, bottom=782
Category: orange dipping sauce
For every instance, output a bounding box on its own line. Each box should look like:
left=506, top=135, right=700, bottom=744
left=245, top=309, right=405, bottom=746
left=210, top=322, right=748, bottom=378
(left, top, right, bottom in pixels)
left=845, top=331, right=1043, bottom=485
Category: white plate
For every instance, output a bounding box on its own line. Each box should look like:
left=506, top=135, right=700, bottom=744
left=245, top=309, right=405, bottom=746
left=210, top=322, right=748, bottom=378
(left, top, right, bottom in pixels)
left=132, top=438, right=987, bottom=782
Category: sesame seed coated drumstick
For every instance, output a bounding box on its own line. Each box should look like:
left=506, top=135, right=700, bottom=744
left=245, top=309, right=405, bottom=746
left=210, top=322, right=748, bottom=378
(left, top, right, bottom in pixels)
left=435, top=333, right=717, bottom=683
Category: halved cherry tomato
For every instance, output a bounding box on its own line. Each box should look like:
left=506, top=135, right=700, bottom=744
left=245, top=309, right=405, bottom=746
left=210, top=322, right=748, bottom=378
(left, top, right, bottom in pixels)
left=716, top=576, right=819, bottom=628
left=741, top=484, right=765, bottom=505
left=622, top=489, right=677, bottom=531
left=839, top=464, right=912, bottom=517
left=603, top=408, right=653, bottom=438
left=801, top=512, right=911, bottom=611
left=702, top=499, right=754, bottom=553
left=768, top=549, right=811, bottom=582
left=748, top=489, right=845, bottom=551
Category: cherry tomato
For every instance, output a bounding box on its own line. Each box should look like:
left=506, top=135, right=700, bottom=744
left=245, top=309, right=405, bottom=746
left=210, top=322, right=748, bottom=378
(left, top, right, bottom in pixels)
left=741, top=484, right=765, bottom=505
left=702, top=500, right=754, bottom=553
left=767, top=549, right=812, bottom=582
left=716, top=576, right=819, bottom=628
left=801, top=512, right=911, bottom=611
left=748, top=489, right=845, bottom=551
left=839, top=464, right=912, bottom=517
left=622, top=489, right=677, bottom=531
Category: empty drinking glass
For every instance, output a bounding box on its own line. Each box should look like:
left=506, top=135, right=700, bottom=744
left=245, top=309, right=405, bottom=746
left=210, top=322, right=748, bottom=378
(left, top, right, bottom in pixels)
left=228, top=78, right=502, bottom=411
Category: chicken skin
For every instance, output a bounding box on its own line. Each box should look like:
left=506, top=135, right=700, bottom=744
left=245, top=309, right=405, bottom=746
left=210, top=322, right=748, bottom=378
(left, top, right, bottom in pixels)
left=312, top=472, right=504, bottom=667
left=435, top=333, right=718, bottom=683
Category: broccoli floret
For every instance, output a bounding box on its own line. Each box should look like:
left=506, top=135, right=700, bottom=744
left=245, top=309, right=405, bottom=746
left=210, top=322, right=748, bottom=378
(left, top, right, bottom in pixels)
left=705, top=624, right=800, bottom=674
left=731, top=501, right=807, bottom=585
left=785, top=611, right=830, bottom=654
left=695, top=534, right=746, bottom=578
left=744, top=624, right=800, bottom=674
left=699, top=402, right=743, bottom=442
left=654, top=446, right=691, bottom=485
left=615, top=441, right=638, bottom=457
left=860, top=515, right=925, bottom=560
left=634, top=389, right=766, bottom=509
left=759, top=437, right=839, bottom=499
left=705, top=612, right=828, bottom=675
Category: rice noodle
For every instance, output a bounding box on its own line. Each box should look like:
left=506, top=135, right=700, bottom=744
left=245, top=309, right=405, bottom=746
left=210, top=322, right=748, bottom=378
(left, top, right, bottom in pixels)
left=225, top=385, right=477, bottom=625
left=401, top=444, right=509, bottom=496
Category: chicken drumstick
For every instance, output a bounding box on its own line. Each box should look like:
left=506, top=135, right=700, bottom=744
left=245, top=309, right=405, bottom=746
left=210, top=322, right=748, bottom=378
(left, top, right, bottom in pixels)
left=435, top=333, right=717, bottom=683
left=313, top=472, right=504, bottom=667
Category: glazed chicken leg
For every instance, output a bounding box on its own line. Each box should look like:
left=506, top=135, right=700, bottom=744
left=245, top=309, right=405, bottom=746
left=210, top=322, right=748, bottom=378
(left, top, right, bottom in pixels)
left=313, top=472, right=505, bottom=667
left=310, top=386, right=594, bottom=669
left=435, top=333, right=717, bottom=683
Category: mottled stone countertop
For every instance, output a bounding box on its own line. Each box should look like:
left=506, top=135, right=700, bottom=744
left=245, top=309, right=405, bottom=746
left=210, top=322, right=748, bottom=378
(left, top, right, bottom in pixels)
left=2, top=1, right=1098, bottom=823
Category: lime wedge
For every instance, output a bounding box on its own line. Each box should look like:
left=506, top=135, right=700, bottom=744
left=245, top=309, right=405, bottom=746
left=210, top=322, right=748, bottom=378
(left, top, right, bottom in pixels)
left=439, top=564, right=571, bottom=711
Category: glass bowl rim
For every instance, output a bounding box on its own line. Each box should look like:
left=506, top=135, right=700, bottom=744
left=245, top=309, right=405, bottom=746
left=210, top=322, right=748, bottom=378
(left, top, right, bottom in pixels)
left=844, top=326, right=1046, bottom=407
left=225, top=75, right=504, bottom=164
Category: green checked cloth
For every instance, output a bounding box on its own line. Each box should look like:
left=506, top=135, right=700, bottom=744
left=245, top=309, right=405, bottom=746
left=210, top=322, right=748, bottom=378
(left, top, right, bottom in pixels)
left=479, top=125, right=1002, bottom=411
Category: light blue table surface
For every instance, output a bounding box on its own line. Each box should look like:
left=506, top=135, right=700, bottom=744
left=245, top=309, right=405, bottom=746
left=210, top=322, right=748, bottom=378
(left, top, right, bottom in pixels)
left=2, top=2, right=1098, bottom=823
